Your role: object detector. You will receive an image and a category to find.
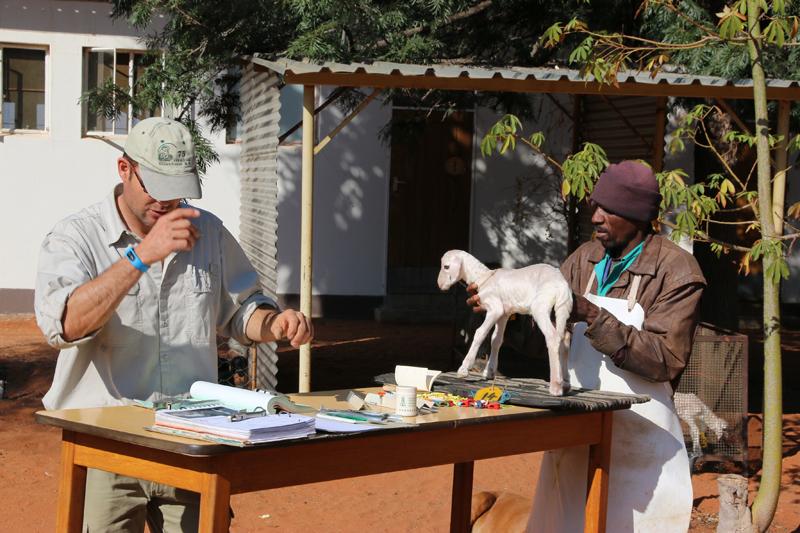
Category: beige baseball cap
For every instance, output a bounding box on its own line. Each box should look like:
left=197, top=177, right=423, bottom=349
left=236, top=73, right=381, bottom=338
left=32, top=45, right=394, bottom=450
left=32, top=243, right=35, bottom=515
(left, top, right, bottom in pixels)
left=124, top=117, right=202, bottom=201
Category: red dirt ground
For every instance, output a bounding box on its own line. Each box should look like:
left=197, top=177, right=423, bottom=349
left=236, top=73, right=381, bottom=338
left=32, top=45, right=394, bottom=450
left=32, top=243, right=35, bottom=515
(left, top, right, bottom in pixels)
left=0, top=314, right=798, bottom=532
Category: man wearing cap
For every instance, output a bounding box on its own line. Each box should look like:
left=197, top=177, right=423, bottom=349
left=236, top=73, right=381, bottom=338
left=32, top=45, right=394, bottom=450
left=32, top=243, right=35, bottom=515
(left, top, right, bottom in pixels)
left=468, top=161, right=705, bottom=532
left=35, top=117, right=313, bottom=532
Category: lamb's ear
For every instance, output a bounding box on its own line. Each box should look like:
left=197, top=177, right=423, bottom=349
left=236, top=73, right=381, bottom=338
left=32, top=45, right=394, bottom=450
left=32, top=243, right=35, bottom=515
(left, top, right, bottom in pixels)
left=450, top=255, right=463, bottom=279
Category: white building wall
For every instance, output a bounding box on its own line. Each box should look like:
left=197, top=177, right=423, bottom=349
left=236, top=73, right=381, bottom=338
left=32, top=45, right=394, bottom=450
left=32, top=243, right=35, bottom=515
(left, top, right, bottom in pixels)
left=471, top=97, right=573, bottom=270
left=0, top=1, right=241, bottom=302
left=275, top=88, right=391, bottom=297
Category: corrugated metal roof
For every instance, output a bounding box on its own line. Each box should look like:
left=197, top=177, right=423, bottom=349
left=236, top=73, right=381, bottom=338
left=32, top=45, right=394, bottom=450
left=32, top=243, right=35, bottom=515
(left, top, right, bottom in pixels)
left=241, top=55, right=800, bottom=99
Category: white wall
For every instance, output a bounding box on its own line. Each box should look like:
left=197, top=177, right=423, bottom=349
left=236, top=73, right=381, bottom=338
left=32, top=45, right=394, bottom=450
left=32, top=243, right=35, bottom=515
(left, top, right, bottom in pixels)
left=275, top=88, right=392, bottom=296
left=0, top=1, right=242, bottom=294
left=471, top=96, right=575, bottom=269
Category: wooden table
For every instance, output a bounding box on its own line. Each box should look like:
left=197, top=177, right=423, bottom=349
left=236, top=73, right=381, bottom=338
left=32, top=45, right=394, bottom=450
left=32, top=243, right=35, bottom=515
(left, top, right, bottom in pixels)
left=36, top=387, right=625, bottom=533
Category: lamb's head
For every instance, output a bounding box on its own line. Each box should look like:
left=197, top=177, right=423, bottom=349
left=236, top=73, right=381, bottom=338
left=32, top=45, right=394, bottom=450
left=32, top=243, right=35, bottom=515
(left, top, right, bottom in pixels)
left=709, top=417, right=728, bottom=440
left=438, top=251, right=464, bottom=290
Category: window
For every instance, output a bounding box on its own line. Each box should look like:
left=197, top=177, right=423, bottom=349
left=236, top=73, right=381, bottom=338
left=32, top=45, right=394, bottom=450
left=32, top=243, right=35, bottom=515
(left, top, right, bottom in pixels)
left=1, top=46, right=47, bottom=132
left=84, top=48, right=161, bottom=135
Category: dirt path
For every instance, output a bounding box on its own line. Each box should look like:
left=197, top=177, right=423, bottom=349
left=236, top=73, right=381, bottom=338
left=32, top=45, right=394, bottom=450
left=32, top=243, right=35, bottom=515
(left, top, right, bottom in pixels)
left=0, top=314, right=798, bottom=532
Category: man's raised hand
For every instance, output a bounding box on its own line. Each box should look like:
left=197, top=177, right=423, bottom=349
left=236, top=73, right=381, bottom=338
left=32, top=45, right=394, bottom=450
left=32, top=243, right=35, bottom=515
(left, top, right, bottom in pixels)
left=136, top=208, right=201, bottom=265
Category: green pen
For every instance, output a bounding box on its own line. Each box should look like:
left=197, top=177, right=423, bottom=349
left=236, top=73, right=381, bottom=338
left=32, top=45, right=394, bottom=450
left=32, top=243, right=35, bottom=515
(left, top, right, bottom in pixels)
left=327, top=412, right=370, bottom=422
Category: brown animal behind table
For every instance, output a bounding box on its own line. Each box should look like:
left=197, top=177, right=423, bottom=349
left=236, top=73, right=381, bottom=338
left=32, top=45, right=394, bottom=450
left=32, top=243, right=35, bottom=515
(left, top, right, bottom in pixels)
left=470, top=491, right=532, bottom=533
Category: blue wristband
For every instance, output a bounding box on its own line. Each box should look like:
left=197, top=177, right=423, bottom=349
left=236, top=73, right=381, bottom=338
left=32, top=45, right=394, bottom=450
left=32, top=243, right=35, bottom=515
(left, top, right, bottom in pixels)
left=125, top=246, right=150, bottom=273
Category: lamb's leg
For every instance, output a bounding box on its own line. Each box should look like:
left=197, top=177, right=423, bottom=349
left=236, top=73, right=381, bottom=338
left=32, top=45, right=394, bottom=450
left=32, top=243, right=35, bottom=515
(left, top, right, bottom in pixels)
left=559, top=329, right=572, bottom=395
left=483, top=315, right=509, bottom=379
left=531, top=307, right=567, bottom=396
left=458, top=308, right=502, bottom=377
left=688, top=420, right=703, bottom=456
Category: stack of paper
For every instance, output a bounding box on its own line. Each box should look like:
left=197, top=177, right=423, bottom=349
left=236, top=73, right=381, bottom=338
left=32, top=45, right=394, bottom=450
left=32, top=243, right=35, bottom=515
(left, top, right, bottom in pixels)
left=154, top=405, right=316, bottom=445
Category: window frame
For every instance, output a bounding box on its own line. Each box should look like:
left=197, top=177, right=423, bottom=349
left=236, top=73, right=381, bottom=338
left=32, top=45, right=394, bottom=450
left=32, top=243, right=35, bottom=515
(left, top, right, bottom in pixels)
left=0, top=43, right=50, bottom=135
left=82, top=47, right=162, bottom=138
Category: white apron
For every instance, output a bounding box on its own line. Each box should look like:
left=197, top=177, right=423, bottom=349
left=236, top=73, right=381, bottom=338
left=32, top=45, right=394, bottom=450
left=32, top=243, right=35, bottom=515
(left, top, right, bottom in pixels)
left=526, top=275, right=692, bottom=533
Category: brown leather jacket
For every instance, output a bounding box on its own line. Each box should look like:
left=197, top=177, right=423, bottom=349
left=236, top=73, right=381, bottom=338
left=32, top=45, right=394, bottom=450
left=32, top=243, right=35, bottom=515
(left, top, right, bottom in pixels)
left=505, top=233, right=706, bottom=391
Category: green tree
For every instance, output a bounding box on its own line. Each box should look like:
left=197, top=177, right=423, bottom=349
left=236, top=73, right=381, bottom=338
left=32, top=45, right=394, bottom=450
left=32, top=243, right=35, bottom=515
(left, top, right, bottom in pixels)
left=484, top=1, right=797, bottom=530
left=86, top=0, right=651, bottom=169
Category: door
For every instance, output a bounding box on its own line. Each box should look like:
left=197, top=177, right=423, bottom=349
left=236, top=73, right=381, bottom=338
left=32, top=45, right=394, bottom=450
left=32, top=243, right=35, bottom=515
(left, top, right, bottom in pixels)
left=387, top=109, right=473, bottom=293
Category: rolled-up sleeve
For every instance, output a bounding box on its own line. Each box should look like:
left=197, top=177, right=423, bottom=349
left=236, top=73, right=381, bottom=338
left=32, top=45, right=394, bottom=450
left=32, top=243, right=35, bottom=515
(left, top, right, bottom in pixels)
left=215, top=224, right=278, bottom=346
left=35, top=233, right=101, bottom=349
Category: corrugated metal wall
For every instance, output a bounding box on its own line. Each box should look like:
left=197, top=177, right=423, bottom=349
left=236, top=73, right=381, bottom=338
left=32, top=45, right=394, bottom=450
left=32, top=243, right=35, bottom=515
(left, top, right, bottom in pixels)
left=575, top=95, right=659, bottom=245
left=238, top=64, right=282, bottom=390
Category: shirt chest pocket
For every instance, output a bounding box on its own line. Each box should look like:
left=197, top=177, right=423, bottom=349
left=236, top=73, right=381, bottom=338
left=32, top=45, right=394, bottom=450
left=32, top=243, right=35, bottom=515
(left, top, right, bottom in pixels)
left=184, top=265, right=219, bottom=344
left=99, top=283, right=143, bottom=346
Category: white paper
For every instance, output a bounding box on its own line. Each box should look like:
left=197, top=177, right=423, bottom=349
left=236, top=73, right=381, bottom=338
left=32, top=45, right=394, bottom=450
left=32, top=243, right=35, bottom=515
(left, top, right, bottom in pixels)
left=189, top=381, right=281, bottom=411
left=394, top=365, right=442, bottom=392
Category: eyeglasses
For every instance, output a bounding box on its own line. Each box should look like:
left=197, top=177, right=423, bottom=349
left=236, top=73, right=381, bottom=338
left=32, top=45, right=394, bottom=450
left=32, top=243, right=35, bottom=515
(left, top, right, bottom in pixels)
left=125, top=157, right=148, bottom=195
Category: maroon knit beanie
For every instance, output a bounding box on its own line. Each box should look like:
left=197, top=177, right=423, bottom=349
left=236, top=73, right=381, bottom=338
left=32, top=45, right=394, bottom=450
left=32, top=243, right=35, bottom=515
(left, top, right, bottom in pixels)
left=590, top=161, right=662, bottom=222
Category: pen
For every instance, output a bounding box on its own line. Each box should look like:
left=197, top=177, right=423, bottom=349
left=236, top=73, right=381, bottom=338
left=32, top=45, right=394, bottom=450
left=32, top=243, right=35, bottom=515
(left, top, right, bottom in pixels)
left=326, top=412, right=371, bottom=422
left=316, top=413, right=359, bottom=424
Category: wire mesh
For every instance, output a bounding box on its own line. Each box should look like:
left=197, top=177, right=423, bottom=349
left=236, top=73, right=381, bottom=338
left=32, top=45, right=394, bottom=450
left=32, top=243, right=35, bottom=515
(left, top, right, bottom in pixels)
left=675, top=324, right=748, bottom=468
left=216, top=335, right=255, bottom=390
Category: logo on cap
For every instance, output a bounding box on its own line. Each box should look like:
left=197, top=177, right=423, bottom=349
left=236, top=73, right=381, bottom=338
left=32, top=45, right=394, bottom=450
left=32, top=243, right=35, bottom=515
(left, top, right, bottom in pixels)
left=156, top=142, right=190, bottom=168
left=158, top=143, right=174, bottom=163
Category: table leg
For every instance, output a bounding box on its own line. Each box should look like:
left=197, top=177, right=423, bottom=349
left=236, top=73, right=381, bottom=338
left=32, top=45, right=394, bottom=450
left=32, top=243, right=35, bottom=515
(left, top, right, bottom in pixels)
left=450, top=461, right=474, bottom=533
left=56, top=430, right=87, bottom=533
left=584, top=411, right=613, bottom=533
left=198, top=455, right=232, bottom=533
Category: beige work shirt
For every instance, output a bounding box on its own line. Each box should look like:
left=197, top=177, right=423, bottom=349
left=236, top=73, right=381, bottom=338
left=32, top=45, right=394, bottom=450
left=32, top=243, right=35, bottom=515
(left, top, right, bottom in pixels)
left=35, top=186, right=277, bottom=410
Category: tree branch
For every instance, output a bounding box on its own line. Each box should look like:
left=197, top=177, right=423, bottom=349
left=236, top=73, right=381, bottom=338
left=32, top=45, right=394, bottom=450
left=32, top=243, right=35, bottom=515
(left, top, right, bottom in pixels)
left=373, top=0, right=493, bottom=48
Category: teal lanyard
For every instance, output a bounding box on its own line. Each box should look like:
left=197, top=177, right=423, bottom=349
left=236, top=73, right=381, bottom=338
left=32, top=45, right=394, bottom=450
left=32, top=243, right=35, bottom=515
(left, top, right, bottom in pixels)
left=594, top=242, right=644, bottom=297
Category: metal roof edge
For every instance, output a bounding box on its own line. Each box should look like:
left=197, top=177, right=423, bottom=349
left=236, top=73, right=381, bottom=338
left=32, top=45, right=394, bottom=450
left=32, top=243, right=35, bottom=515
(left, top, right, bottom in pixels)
left=237, top=55, right=800, bottom=91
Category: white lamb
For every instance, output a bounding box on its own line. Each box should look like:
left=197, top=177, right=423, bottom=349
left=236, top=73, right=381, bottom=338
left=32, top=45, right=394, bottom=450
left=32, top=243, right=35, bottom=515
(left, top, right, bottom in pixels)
left=675, top=392, right=728, bottom=456
left=437, top=250, right=574, bottom=396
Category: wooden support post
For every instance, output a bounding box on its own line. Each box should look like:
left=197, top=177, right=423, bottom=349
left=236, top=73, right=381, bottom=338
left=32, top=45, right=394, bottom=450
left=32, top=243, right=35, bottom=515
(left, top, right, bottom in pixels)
left=773, top=100, right=791, bottom=235
left=249, top=345, right=258, bottom=391
left=56, top=430, right=87, bottom=533
left=450, top=461, right=474, bottom=533
left=584, top=411, right=613, bottom=533
left=198, top=455, right=233, bottom=533
left=299, top=85, right=315, bottom=393
left=653, top=96, right=667, bottom=173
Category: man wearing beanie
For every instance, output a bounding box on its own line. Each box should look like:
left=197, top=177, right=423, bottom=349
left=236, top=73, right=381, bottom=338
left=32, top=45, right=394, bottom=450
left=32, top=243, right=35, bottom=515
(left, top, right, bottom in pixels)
left=34, top=117, right=314, bottom=532
left=468, top=160, right=706, bottom=533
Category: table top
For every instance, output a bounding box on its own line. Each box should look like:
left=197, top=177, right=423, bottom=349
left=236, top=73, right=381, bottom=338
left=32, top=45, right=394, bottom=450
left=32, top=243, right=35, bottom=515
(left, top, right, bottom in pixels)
left=36, top=387, right=633, bottom=457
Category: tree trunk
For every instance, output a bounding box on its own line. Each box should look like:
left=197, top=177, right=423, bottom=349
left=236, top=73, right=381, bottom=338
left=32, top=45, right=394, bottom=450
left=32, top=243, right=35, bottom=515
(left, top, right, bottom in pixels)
left=717, top=474, right=758, bottom=533
left=744, top=3, right=783, bottom=532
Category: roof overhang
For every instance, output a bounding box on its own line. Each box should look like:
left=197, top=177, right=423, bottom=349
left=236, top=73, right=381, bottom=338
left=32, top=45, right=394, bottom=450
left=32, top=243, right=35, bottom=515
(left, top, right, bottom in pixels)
left=240, top=55, right=800, bottom=101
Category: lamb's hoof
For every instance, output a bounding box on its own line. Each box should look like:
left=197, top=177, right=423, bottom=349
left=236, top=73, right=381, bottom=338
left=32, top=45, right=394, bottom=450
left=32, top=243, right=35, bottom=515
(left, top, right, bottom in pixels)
left=482, top=368, right=496, bottom=380
left=549, top=382, right=566, bottom=397
left=456, top=367, right=470, bottom=378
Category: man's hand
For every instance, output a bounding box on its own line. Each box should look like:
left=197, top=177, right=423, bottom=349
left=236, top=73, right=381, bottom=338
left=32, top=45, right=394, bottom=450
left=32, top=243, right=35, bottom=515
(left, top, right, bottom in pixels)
left=570, top=292, right=600, bottom=325
left=270, top=309, right=314, bottom=348
left=465, top=283, right=486, bottom=314
left=135, top=208, right=201, bottom=265
left=247, top=307, right=314, bottom=348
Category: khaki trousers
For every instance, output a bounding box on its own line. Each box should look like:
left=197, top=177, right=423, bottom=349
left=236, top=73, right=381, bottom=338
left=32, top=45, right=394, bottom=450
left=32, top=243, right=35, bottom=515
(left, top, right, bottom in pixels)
left=83, top=468, right=201, bottom=533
